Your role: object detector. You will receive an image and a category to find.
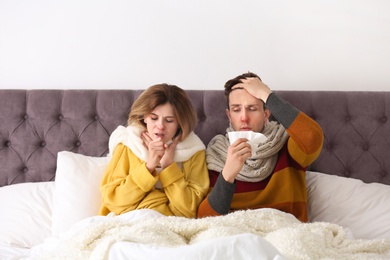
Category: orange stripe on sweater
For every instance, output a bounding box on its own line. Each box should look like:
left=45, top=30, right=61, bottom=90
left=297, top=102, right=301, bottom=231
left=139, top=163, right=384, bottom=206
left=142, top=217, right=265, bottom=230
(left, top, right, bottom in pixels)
left=288, top=112, right=324, bottom=154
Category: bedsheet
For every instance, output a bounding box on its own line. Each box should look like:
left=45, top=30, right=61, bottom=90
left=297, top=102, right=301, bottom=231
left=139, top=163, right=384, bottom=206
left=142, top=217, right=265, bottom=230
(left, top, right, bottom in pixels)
left=108, top=234, right=285, bottom=260
left=0, top=245, right=30, bottom=260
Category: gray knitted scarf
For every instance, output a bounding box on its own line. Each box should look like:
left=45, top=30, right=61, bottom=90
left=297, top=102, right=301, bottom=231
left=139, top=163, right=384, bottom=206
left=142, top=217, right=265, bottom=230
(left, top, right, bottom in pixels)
left=206, top=121, right=289, bottom=182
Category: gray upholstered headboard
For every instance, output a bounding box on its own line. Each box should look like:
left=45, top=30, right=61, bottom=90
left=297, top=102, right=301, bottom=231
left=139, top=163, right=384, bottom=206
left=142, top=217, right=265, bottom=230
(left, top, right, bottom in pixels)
left=1, top=89, right=389, bottom=187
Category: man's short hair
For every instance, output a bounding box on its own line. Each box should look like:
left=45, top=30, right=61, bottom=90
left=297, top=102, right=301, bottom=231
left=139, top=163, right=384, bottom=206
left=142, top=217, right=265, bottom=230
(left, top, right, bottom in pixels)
left=224, top=72, right=264, bottom=109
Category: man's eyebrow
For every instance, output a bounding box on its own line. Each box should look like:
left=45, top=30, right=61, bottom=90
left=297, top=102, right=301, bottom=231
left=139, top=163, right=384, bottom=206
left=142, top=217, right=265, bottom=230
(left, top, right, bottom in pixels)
left=230, top=104, right=259, bottom=108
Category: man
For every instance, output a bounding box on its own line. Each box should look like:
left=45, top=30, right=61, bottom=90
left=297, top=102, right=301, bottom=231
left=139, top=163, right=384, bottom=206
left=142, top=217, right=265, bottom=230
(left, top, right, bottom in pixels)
left=197, top=72, right=323, bottom=222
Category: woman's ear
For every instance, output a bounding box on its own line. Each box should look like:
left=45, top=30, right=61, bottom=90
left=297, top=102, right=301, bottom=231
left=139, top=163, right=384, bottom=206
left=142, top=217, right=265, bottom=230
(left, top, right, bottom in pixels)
left=174, top=127, right=182, bottom=138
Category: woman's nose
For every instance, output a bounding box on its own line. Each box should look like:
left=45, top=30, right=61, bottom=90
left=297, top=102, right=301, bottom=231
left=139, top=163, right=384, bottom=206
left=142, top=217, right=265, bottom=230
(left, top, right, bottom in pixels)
left=156, top=119, right=164, bottom=129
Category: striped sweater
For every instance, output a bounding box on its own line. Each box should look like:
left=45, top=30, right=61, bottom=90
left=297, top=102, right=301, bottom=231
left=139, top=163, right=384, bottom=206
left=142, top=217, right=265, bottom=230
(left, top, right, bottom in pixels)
left=197, top=93, right=324, bottom=222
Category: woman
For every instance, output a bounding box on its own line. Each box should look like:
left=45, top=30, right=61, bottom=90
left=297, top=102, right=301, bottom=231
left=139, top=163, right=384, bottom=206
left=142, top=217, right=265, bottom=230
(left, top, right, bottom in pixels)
left=99, top=84, right=209, bottom=218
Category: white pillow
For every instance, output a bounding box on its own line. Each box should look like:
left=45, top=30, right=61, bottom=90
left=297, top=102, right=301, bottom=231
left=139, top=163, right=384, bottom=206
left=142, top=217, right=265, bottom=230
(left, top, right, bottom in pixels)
left=0, top=181, right=54, bottom=248
left=306, top=171, right=390, bottom=240
left=51, top=151, right=110, bottom=237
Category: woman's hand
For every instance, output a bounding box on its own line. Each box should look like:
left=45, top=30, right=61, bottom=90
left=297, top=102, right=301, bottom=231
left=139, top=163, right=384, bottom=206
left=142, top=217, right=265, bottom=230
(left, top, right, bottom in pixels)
left=159, top=135, right=180, bottom=169
left=142, top=132, right=181, bottom=172
left=142, top=132, right=165, bottom=173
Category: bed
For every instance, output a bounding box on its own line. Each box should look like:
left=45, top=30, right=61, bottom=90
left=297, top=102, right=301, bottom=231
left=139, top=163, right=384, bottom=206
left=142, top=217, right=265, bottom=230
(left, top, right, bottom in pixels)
left=1, top=89, right=390, bottom=259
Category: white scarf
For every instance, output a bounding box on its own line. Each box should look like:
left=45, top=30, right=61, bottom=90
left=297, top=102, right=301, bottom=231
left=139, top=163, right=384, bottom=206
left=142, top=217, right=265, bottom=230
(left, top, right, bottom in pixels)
left=108, top=125, right=206, bottom=162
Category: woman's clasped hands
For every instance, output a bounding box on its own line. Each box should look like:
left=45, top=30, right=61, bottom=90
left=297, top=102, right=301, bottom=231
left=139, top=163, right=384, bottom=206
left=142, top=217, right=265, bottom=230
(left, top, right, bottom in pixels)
left=142, top=132, right=180, bottom=172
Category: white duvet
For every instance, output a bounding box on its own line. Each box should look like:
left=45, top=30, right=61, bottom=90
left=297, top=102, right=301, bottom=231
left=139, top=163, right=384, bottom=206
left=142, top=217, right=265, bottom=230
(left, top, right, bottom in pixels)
left=27, top=208, right=390, bottom=260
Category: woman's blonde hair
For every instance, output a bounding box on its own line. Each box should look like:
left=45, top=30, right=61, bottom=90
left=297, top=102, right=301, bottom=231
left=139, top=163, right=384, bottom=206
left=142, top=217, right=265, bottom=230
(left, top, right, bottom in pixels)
left=128, top=84, right=197, bottom=141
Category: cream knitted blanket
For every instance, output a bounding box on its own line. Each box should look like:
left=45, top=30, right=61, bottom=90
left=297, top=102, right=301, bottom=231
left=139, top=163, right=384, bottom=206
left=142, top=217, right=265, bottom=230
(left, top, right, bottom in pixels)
left=34, top=209, right=390, bottom=260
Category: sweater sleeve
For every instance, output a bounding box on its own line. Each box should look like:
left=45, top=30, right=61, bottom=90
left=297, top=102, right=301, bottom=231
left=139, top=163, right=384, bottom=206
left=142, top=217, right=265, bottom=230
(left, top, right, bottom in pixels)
left=266, top=93, right=299, bottom=128
left=266, top=93, right=324, bottom=167
left=197, top=172, right=236, bottom=217
left=160, top=150, right=210, bottom=218
left=99, top=143, right=158, bottom=215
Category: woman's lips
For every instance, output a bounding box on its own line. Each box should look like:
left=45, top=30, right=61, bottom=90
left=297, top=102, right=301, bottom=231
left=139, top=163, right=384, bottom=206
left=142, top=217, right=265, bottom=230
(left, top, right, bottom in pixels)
left=155, top=133, right=165, bottom=138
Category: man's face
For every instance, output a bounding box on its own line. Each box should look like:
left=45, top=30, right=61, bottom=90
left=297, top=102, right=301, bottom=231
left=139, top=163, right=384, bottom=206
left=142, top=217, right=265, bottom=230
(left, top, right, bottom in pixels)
left=226, top=88, right=270, bottom=133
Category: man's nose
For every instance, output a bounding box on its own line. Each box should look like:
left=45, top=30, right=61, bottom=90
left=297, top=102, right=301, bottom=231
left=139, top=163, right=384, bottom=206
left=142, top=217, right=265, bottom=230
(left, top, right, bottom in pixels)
left=240, top=110, right=248, bottom=122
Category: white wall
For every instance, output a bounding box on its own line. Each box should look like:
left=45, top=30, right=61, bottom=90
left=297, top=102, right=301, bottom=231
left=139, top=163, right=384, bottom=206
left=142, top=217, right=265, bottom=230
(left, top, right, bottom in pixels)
left=0, top=0, right=389, bottom=90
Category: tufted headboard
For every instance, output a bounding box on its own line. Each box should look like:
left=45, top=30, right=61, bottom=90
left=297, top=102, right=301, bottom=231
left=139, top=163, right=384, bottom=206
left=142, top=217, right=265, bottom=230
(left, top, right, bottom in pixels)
left=1, top=89, right=389, bottom=187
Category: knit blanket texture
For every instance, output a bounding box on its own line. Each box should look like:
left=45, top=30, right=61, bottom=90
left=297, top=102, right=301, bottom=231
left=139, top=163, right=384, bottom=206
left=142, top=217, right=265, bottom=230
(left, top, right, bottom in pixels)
left=34, top=209, right=390, bottom=260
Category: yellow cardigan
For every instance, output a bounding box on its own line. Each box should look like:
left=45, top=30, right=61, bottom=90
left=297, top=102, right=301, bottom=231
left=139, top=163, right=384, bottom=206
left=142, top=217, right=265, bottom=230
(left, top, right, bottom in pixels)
left=99, top=143, right=209, bottom=218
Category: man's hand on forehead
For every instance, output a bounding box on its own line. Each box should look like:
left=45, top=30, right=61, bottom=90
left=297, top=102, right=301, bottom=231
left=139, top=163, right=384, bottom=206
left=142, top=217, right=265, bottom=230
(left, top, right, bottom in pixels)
left=232, top=77, right=271, bottom=103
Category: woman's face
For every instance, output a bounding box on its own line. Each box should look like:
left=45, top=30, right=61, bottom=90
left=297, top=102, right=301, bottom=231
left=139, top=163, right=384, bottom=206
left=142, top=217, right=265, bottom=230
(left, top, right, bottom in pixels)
left=144, top=103, right=179, bottom=143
